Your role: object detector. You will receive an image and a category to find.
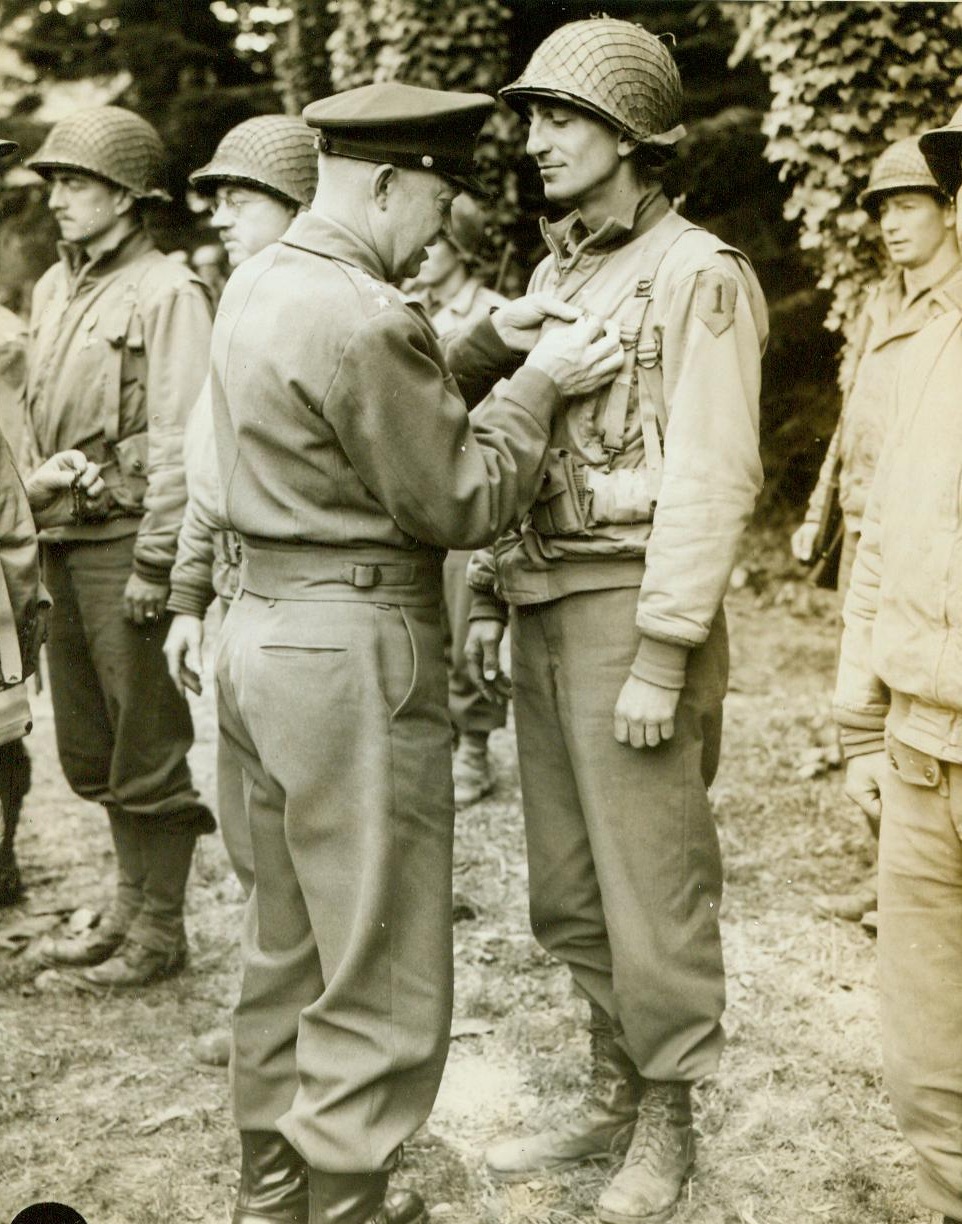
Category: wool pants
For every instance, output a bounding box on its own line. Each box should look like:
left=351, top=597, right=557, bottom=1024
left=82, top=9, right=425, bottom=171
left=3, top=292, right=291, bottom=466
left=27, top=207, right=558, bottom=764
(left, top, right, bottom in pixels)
left=511, top=585, right=728, bottom=1082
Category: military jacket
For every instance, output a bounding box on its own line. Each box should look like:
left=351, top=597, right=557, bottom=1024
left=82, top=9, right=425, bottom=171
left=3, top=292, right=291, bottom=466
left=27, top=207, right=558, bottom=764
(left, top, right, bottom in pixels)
left=471, top=199, right=767, bottom=689
left=835, top=307, right=962, bottom=763
left=167, top=377, right=239, bottom=617
left=26, top=228, right=213, bottom=579
left=805, top=260, right=962, bottom=534
left=210, top=212, right=560, bottom=556
left=0, top=306, right=26, bottom=466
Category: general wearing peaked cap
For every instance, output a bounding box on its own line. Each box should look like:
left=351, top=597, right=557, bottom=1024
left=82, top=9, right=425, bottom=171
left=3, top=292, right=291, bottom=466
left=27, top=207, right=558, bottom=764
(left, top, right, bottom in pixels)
left=302, top=82, right=495, bottom=193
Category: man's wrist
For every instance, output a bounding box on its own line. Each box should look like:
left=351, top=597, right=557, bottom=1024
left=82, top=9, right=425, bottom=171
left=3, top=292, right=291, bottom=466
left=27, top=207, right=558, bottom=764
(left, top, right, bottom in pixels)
left=630, top=637, right=689, bottom=690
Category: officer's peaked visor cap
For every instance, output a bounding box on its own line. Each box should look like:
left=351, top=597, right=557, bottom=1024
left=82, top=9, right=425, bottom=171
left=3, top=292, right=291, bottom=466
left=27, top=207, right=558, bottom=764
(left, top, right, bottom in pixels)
left=303, top=83, right=495, bottom=194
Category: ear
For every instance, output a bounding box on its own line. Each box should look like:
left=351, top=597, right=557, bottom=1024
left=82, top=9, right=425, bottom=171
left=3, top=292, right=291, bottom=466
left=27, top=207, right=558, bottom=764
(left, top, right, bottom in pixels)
left=616, top=133, right=640, bottom=159
left=113, top=188, right=137, bottom=218
left=371, top=164, right=396, bottom=211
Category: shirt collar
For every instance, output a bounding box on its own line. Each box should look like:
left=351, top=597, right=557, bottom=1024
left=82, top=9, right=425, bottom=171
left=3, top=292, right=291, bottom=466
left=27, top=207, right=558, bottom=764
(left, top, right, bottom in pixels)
left=58, top=225, right=154, bottom=282
left=541, top=185, right=670, bottom=271
left=281, top=212, right=389, bottom=282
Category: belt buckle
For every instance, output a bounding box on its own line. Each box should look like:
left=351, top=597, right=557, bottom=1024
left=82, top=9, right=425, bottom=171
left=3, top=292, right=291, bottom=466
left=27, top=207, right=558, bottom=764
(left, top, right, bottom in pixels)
left=352, top=564, right=381, bottom=589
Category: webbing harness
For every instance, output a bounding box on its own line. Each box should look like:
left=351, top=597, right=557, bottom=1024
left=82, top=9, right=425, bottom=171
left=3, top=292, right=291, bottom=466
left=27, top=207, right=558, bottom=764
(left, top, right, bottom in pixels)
left=596, top=223, right=697, bottom=501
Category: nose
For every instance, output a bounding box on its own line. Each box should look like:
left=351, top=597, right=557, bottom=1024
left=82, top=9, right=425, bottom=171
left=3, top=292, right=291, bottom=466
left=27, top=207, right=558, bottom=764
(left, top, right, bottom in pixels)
left=526, top=116, right=549, bottom=158
left=48, top=181, right=66, bottom=210
left=210, top=200, right=231, bottom=230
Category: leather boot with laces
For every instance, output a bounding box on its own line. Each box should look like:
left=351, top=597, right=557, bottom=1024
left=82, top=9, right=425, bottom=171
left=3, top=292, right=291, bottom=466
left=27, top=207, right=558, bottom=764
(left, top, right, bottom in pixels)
left=233, top=1131, right=308, bottom=1223
left=308, top=1170, right=425, bottom=1224
left=80, top=935, right=187, bottom=987
left=485, top=1008, right=641, bottom=1181
left=597, top=1079, right=695, bottom=1224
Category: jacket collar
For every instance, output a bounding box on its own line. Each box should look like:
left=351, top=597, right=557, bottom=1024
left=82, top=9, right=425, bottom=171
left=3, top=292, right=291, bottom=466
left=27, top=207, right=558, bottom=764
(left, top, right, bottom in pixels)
left=57, top=225, right=154, bottom=285
left=866, top=259, right=962, bottom=347
left=540, top=185, right=670, bottom=273
left=281, top=212, right=389, bottom=282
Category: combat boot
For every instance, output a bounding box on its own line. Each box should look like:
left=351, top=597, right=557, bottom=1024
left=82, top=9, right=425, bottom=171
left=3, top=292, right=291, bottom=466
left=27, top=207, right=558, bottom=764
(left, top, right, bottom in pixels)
left=597, top=1079, right=695, bottom=1224
left=44, top=807, right=145, bottom=966
left=82, top=823, right=195, bottom=987
left=308, top=1170, right=426, bottom=1224
left=232, top=1131, right=309, bottom=1223
left=485, top=1008, right=641, bottom=1181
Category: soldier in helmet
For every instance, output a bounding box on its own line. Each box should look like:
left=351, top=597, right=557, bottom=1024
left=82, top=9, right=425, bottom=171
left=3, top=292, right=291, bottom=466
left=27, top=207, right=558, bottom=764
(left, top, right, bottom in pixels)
left=792, top=136, right=962, bottom=926
left=465, top=19, right=768, bottom=1221
left=211, top=80, right=622, bottom=1224
left=833, top=104, right=962, bottom=1224
left=164, top=115, right=318, bottom=910
left=405, top=193, right=512, bottom=807
left=23, top=106, right=216, bottom=988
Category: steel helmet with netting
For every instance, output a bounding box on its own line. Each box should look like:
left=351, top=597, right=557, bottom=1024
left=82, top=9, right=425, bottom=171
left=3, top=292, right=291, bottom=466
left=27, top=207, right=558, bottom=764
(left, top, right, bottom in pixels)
left=189, top=115, right=318, bottom=210
left=920, top=104, right=962, bottom=201
left=500, top=17, right=685, bottom=147
left=26, top=106, right=170, bottom=201
left=858, top=136, right=947, bottom=218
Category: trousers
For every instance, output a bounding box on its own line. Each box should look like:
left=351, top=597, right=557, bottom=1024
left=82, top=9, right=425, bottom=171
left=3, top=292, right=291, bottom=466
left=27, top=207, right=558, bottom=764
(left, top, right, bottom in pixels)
left=879, top=734, right=962, bottom=1219
left=216, top=596, right=254, bottom=896
left=511, top=585, right=728, bottom=1082
left=443, top=549, right=507, bottom=736
left=216, top=589, right=454, bottom=1172
left=43, top=536, right=210, bottom=829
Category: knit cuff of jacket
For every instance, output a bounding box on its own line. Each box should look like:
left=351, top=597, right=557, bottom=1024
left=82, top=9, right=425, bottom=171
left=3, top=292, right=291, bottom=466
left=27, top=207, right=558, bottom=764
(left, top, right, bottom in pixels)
left=467, top=589, right=509, bottom=625
left=838, top=726, right=886, bottom=759
left=132, top=556, right=173, bottom=585
left=630, top=637, right=688, bottom=690
left=167, top=582, right=214, bottom=619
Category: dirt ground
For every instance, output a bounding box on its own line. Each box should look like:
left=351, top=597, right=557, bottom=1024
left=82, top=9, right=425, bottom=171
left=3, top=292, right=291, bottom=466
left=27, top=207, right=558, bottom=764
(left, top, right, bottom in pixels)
left=0, top=557, right=936, bottom=1224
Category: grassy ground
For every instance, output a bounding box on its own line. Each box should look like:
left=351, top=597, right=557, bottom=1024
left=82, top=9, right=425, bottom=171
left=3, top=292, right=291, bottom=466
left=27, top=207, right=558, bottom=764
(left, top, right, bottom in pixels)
left=0, top=573, right=935, bottom=1224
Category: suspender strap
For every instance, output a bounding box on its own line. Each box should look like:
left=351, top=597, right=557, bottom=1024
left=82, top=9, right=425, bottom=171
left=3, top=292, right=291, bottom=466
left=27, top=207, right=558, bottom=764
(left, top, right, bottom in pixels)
left=599, top=224, right=698, bottom=461
left=101, top=276, right=147, bottom=445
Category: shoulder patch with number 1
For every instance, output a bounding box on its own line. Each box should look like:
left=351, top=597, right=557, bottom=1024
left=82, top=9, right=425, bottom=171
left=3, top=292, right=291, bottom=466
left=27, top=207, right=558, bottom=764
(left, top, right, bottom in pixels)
left=695, top=271, right=737, bottom=337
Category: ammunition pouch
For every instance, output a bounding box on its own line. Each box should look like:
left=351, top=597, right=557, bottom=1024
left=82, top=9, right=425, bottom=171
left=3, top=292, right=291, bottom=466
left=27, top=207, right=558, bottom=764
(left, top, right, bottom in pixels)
left=583, top=467, right=653, bottom=526
left=108, top=432, right=149, bottom=511
left=75, top=431, right=149, bottom=517
left=530, top=450, right=591, bottom=537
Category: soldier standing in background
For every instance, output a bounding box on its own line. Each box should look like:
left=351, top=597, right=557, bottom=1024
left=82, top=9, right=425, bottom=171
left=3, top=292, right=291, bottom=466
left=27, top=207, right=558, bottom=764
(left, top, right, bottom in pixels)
left=468, top=20, right=767, bottom=1222
left=211, top=81, right=622, bottom=1224
left=23, top=107, right=215, bottom=989
left=405, top=193, right=511, bottom=807
left=792, top=136, right=962, bottom=926
left=165, top=113, right=318, bottom=898
left=834, top=102, right=962, bottom=1224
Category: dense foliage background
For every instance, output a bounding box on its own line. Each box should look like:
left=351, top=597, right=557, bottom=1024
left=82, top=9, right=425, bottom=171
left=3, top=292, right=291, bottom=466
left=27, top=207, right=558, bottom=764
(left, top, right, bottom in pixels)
left=2, top=0, right=959, bottom=508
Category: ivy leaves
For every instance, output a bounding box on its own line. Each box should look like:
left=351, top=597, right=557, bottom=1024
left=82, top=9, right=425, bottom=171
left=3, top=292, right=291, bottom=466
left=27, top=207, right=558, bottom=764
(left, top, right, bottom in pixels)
left=723, top=1, right=962, bottom=336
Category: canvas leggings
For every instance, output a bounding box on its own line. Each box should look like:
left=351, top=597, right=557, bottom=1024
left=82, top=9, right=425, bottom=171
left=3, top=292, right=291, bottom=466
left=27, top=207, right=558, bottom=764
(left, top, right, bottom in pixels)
left=443, top=549, right=508, bottom=737
left=216, top=588, right=454, bottom=1172
left=511, top=585, right=728, bottom=1082
left=878, top=734, right=962, bottom=1220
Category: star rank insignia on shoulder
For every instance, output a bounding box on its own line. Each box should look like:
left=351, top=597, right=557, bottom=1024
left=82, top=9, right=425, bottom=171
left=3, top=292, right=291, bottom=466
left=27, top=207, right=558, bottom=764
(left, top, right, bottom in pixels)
left=694, top=270, right=737, bottom=338
left=357, top=271, right=396, bottom=311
